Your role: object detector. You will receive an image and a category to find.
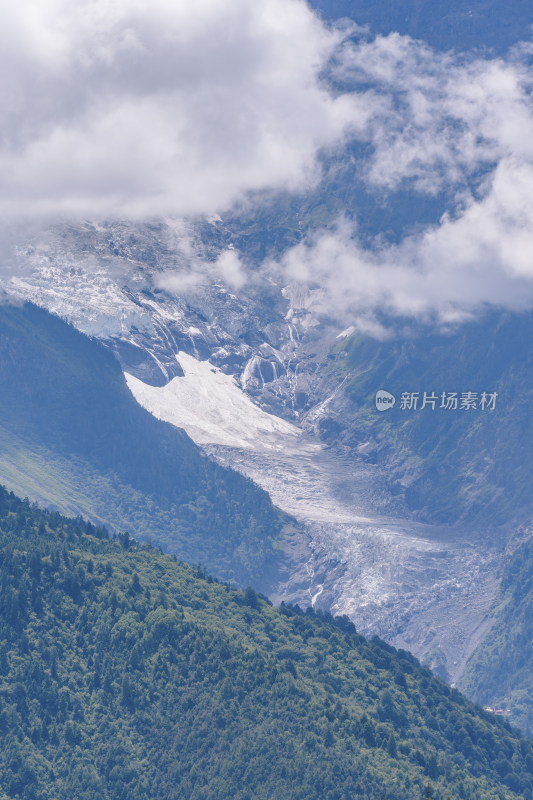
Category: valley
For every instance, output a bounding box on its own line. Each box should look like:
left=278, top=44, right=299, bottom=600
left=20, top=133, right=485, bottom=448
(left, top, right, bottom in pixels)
left=5, top=228, right=514, bottom=683
left=207, top=442, right=500, bottom=684
left=3, top=1, right=533, bottom=794
left=130, top=359, right=501, bottom=682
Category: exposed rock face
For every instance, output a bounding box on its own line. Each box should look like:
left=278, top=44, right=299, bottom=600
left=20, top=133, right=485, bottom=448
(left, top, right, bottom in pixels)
left=5, top=219, right=526, bottom=682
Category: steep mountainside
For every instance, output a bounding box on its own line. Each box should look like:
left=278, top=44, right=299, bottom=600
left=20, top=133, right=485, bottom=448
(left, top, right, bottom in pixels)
left=1, top=485, right=533, bottom=800
left=459, top=528, right=533, bottom=735
left=7, top=222, right=532, bottom=695
left=0, top=302, right=284, bottom=587
left=10, top=223, right=533, bottom=530
left=317, top=313, right=533, bottom=527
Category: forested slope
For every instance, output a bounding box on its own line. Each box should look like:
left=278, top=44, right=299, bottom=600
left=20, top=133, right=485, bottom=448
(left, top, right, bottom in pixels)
left=460, top=531, right=533, bottom=734
left=326, top=312, right=533, bottom=527
left=0, top=303, right=284, bottom=586
left=1, top=487, right=533, bottom=800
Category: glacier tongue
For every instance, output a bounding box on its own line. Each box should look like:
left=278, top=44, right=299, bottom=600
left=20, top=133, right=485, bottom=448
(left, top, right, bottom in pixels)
left=6, top=220, right=502, bottom=684
left=127, top=349, right=498, bottom=683
left=204, top=443, right=499, bottom=683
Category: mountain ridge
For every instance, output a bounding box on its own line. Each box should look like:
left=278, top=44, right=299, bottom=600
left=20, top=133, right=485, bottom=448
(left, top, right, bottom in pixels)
left=0, top=301, right=285, bottom=588
left=1, top=483, right=533, bottom=800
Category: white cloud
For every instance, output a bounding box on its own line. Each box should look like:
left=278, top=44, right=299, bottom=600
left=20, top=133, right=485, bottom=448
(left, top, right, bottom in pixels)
left=330, top=33, right=533, bottom=195
left=156, top=245, right=247, bottom=293
left=270, top=33, right=533, bottom=324
left=275, top=155, right=533, bottom=325
left=4, top=2, right=533, bottom=323
left=0, top=0, right=370, bottom=221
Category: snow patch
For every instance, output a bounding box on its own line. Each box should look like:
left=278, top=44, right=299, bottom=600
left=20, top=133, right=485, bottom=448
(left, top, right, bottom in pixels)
left=336, top=325, right=355, bottom=339
left=125, top=351, right=300, bottom=450
left=8, top=271, right=153, bottom=338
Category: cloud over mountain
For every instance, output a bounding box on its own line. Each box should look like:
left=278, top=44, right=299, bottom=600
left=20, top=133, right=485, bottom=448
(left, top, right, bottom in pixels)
left=3, top=0, right=533, bottom=321
left=274, top=35, right=533, bottom=324
left=0, top=0, right=366, bottom=220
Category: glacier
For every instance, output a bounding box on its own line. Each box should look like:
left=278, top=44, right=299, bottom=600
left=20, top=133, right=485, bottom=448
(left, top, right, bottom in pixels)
left=4, top=220, right=504, bottom=682
left=126, top=351, right=299, bottom=450
left=127, top=349, right=499, bottom=683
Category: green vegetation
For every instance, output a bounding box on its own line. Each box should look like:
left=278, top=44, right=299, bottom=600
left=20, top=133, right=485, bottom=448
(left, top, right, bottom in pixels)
left=324, top=312, right=533, bottom=527
left=0, top=303, right=284, bottom=586
left=1, top=486, right=533, bottom=800
left=460, top=533, right=533, bottom=735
